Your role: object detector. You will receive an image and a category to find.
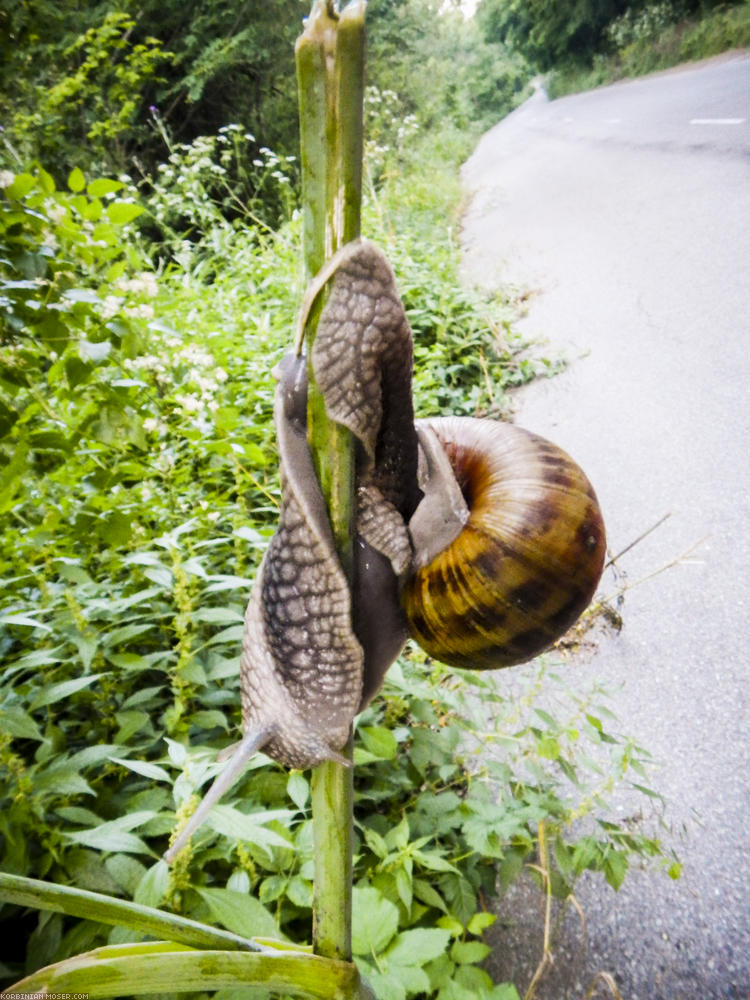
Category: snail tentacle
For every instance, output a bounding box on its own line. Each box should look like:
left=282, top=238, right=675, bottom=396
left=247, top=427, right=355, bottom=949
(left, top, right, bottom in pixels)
left=163, top=726, right=273, bottom=864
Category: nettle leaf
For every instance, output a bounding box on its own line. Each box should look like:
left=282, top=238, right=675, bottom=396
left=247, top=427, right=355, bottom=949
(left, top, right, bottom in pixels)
left=105, top=854, right=149, bottom=895
left=34, top=767, right=95, bottom=797
left=206, top=805, right=295, bottom=853
left=467, top=912, right=497, bottom=935
left=0, top=704, right=45, bottom=741
left=196, top=887, right=280, bottom=939
left=193, top=607, right=244, bottom=624
left=66, top=828, right=150, bottom=855
left=352, top=886, right=399, bottom=956
left=0, top=611, right=51, bottom=631
left=134, top=860, right=170, bottom=908
left=29, top=674, right=102, bottom=709
left=66, top=811, right=158, bottom=854
left=109, top=756, right=172, bottom=783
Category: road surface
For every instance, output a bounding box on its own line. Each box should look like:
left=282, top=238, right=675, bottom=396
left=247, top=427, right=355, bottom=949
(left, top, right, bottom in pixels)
left=460, top=53, right=750, bottom=999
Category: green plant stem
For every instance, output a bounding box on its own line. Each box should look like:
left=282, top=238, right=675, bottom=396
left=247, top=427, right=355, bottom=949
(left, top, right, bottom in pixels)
left=295, top=0, right=366, bottom=965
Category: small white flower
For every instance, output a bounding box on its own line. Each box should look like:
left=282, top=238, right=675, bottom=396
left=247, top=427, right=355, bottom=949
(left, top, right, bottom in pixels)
left=47, top=203, right=67, bottom=225
left=101, top=295, right=123, bottom=320
left=0, top=170, right=15, bottom=189
left=126, top=303, right=154, bottom=320
left=175, top=393, right=201, bottom=413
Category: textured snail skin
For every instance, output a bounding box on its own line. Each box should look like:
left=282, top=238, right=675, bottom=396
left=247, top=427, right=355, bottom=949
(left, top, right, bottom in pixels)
left=232, top=242, right=421, bottom=776
left=402, top=416, right=607, bottom=670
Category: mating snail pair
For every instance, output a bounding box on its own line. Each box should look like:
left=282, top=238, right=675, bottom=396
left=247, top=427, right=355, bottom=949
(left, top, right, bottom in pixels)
left=164, top=241, right=606, bottom=862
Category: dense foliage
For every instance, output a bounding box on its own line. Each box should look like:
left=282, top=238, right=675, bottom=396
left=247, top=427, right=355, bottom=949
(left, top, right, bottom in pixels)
left=0, top=145, right=675, bottom=1000
left=476, top=0, right=750, bottom=78
left=0, top=2, right=693, bottom=996
left=1, top=0, right=528, bottom=189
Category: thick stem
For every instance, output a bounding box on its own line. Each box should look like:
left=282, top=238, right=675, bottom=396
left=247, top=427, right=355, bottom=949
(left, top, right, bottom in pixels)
left=295, top=0, right=366, bottom=965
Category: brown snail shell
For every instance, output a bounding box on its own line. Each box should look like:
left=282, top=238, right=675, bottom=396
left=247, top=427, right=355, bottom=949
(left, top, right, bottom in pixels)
left=401, top=416, right=606, bottom=670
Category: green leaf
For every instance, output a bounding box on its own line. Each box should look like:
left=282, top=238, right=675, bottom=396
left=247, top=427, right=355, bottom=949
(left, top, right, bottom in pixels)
left=362, top=968, right=407, bottom=1000
left=450, top=939, right=491, bottom=964
left=395, top=865, right=412, bottom=913
left=109, top=756, right=172, bottom=782
left=29, top=674, right=101, bottom=708
left=358, top=725, right=398, bottom=760
left=68, top=168, right=86, bottom=192
left=206, top=805, right=296, bottom=852
left=286, top=876, right=313, bottom=908
left=0, top=704, right=45, bottom=741
left=34, top=768, right=94, bottom=797
left=352, top=886, right=399, bottom=956
left=6, top=173, right=36, bottom=198
left=287, top=772, right=309, bottom=811
left=107, top=201, right=143, bottom=225
left=65, top=811, right=157, bottom=854
left=196, top=887, right=280, bottom=939
left=193, top=606, right=244, bottom=624
left=489, top=986, right=522, bottom=1000
left=104, top=855, right=148, bottom=896
left=412, top=849, right=459, bottom=874
left=135, top=861, right=170, bottom=908
left=412, top=878, right=447, bottom=914
left=38, top=167, right=55, bottom=193
left=0, top=611, right=51, bottom=632
left=536, top=735, right=560, bottom=760
left=88, top=178, right=125, bottom=197
left=386, top=927, right=451, bottom=966
left=604, top=850, right=628, bottom=891
left=467, top=912, right=496, bottom=935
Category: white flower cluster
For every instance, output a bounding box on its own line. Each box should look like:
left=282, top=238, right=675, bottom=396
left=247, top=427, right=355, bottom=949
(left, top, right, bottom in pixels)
left=131, top=334, right=230, bottom=434
left=364, top=86, right=420, bottom=175
left=0, top=170, right=15, bottom=189
left=117, top=271, right=159, bottom=299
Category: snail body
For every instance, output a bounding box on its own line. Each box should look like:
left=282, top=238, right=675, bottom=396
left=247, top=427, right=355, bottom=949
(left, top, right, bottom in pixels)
left=164, top=241, right=605, bottom=863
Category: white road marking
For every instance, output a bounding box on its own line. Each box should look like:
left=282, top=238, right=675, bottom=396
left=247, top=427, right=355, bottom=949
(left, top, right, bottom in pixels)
left=689, top=118, right=745, bottom=125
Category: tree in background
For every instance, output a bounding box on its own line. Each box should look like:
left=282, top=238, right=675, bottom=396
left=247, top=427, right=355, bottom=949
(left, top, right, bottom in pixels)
left=476, top=0, right=745, bottom=72
left=1, top=0, right=528, bottom=192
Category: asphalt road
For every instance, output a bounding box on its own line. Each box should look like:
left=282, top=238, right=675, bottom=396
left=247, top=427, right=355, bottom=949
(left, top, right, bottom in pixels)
left=460, top=53, right=750, bottom=999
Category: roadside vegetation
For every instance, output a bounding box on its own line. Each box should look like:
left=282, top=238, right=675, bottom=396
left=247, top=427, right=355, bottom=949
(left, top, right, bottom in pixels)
left=2, top=0, right=736, bottom=996
left=476, top=0, right=750, bottom=97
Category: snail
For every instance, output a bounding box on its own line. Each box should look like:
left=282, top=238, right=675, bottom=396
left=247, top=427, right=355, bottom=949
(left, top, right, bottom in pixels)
left=164, top=240, right=605, bottom=862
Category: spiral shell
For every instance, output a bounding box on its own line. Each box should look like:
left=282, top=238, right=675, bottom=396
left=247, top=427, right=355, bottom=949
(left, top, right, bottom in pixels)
left=401, top=416, right=606, bottom=670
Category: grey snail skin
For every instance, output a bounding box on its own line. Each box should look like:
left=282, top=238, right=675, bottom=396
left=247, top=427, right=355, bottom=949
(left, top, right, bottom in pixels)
left=163, top=241, right=606, bottom=863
